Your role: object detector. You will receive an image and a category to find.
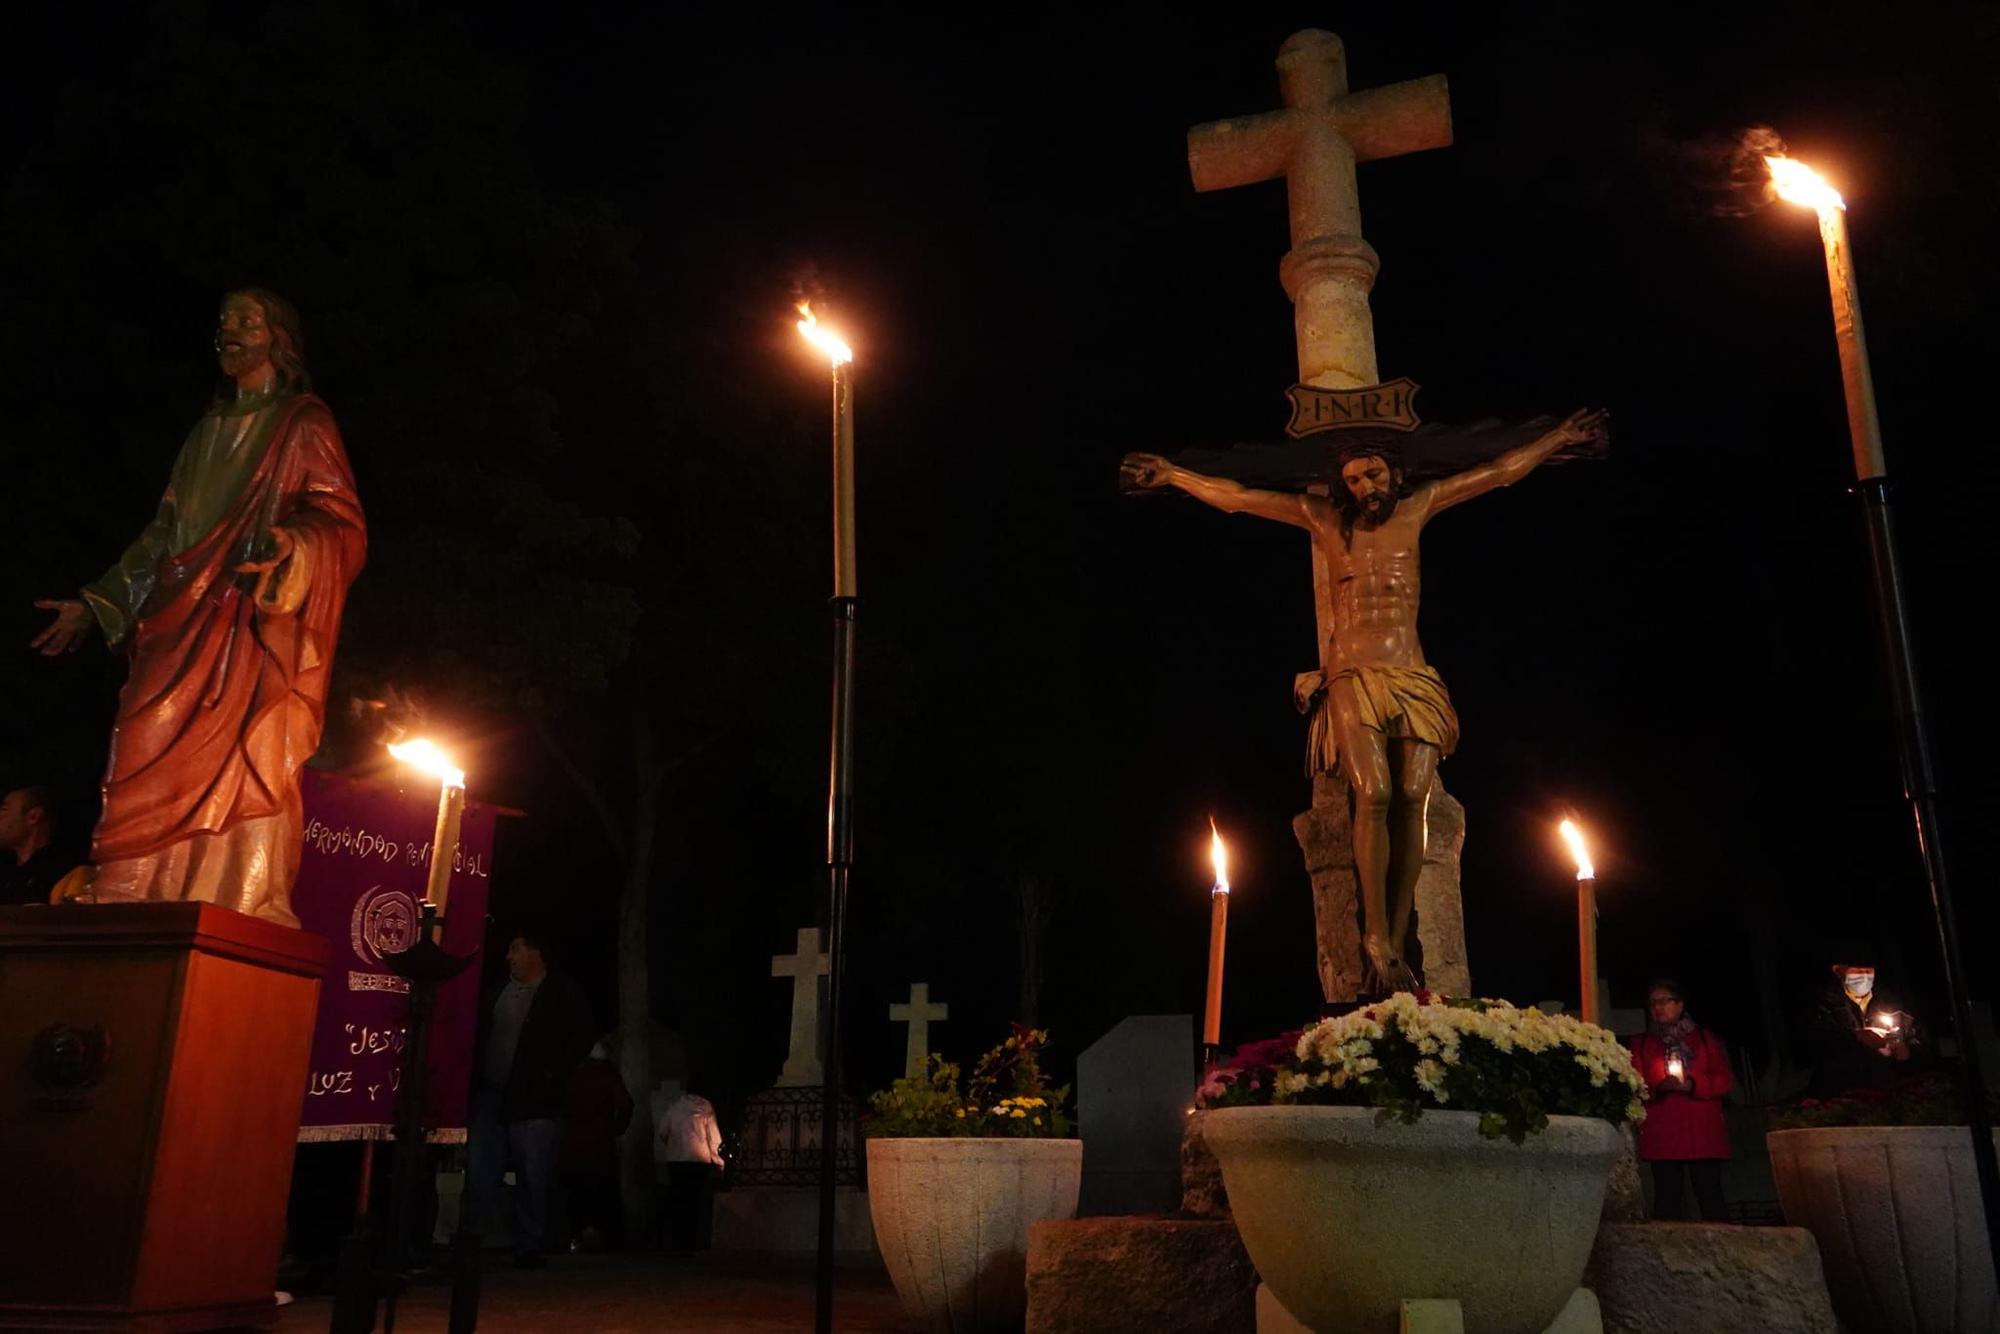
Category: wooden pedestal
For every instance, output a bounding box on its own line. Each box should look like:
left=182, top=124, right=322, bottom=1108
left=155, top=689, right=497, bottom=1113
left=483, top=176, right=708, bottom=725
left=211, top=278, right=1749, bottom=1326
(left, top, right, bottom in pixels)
left=0, top=903, right=328, bottom=1331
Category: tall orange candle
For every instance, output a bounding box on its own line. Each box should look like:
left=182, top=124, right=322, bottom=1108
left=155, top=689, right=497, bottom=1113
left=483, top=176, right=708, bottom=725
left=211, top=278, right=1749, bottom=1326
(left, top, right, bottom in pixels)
left=1204, top=819, right=1231, bottom=1050
left=1559, top=819, right=1599, bottom=1025
left=388, top=738, right=467, bottom=942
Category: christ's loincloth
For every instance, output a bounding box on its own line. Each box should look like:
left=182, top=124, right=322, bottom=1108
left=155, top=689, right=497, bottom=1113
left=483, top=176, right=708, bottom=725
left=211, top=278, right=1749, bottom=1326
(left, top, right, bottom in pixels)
left=1293, top=664, right=1461, bottom=777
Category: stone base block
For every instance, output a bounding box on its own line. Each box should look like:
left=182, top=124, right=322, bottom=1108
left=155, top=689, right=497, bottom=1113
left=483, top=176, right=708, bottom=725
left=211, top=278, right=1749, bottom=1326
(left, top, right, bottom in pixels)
left=1601, top=1128, right=1644, bottom=1223
left=1258, top=1285, right=1602, bottom=1334
left=1583, top=1223, right=1838, bottom=1333
left=1027, top=1216, right=1256, bottom=1333
left=1256, top=1284, right=1308, bottom=1334
left=1182, top=1109, right=1229, bottom=1217
left=710, top=1185, right=875, bottom=1255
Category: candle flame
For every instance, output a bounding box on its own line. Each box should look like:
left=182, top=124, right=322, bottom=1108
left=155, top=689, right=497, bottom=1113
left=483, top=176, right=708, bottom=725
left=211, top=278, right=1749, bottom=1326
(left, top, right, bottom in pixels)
left=1559, top=819, right=1594, bottom=881
left=1765, top=156, right=1845, bottom=212
left=389, top=738, right=466, bottom=788
left=1209, top=818, right=1230, bottom=895
left=795, top=301, right=853, bottom=366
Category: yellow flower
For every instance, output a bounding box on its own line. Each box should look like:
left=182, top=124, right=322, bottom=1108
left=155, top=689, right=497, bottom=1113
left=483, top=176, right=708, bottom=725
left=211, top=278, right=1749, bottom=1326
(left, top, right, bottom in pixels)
left=1032, top=1117, right=1042, bottom=1126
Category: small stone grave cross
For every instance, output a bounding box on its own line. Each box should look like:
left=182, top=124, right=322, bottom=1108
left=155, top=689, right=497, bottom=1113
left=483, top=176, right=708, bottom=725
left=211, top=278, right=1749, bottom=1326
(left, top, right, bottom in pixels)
left=887, top=983, right=949, bottom=1077
left=772, top=926, right=831, bottom=1087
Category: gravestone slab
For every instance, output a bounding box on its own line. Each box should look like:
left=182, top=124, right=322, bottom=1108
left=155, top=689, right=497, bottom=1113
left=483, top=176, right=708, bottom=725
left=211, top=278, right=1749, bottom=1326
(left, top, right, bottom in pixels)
left=1077, top=1015, right=1196, bottom=1215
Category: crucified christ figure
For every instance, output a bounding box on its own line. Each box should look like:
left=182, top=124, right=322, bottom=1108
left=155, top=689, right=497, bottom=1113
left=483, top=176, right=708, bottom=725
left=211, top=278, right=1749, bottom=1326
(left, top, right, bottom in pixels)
left=1123, top=408, right=1604, bottom=993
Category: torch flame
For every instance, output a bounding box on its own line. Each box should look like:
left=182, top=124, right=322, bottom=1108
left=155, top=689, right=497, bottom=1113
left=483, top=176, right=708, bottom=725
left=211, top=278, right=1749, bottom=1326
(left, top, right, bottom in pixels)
left=1209, top=818, right=1230, bottom=896
left=389, top=738, right=466, bottom=788
left=1765, top=156, right=1845, bottom=212
left=795, top=301, right=854, bottom=366
left=1559, top=819, right=1594, bottom=881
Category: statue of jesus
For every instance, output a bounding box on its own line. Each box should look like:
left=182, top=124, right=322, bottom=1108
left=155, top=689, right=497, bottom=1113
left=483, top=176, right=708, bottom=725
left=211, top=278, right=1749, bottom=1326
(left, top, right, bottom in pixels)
left=1123, top=408, right=1602, bottom=991
left=30, top=289, right=366, bottom=927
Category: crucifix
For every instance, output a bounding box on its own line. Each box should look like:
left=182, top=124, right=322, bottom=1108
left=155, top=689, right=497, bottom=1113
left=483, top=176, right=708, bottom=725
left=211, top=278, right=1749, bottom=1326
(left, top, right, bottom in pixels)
left=887, top=983, right=949, bottom=1078
left=772, top=926, right=831, bottom=1086
left=1186, top=27, right=1450, bottom=652
left=1125, top=30, right=1601, bottom=997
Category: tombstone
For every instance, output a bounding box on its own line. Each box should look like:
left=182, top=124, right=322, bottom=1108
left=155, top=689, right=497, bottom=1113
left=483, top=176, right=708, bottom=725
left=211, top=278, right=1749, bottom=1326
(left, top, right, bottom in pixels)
left=711, top=926, right=873, bottom=1253
left=771, top=926, right=831, bottom=1086
left=889, top=983, right=948, bottom=1077
left=1076, top=1016, right=1196, bottom=1216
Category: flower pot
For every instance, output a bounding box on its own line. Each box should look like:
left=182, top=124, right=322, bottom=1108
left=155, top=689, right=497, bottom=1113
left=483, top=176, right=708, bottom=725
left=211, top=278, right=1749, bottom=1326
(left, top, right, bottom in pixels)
left=865, top=1137, right=1082, bottom=1333
left=1204, top=1105, right=1622, bottom=1334
left=1768, top=1125, right=2000, bottom=1333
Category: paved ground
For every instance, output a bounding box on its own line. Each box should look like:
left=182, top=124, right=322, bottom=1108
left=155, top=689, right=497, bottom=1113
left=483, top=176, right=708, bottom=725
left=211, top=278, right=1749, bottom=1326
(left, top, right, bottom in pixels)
left=276, top=1253, right=913, bottom=1333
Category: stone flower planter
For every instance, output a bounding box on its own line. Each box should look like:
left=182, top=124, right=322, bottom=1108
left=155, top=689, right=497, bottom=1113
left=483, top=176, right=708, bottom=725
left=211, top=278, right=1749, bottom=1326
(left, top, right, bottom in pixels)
left=1768, top=1125, right=2000, bottom=1333
left=866, top=1137, right=1082, bottom=1333
left=1204, top=1105, right=1622, bottom=1334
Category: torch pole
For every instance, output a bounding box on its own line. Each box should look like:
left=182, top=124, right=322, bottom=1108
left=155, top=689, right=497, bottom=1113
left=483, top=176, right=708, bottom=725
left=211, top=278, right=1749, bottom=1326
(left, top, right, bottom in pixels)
left=1576, top=874, right=1600, bottom=1027
left=816, top=357, right=858, bottom=1334
left=1814, top=200, right=2000, bottom=1274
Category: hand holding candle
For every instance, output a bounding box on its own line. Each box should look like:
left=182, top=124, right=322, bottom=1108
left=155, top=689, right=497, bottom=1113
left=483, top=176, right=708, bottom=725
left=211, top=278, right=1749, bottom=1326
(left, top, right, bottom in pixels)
left=1203, top=820, right=1231, bottom=1053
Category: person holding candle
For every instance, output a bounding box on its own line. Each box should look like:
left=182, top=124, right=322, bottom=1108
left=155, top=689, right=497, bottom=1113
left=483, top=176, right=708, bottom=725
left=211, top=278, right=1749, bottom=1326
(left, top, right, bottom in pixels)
left=1807, top=962, right=1927, bottom=1097
left=1626, top=979, right=1735, bottom=1222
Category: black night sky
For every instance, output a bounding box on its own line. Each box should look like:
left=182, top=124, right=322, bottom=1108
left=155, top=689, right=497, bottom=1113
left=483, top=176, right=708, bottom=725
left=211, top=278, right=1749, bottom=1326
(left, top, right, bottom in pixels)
left=4, top=2, right=1998, bottom=1123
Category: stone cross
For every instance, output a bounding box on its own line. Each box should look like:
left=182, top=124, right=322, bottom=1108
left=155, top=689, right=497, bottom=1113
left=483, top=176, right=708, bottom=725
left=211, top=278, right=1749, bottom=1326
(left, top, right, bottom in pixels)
left=887, top=983, right=949, bottom=1078
left=1186, top=32, right=1469, bottom=1003
left=1187, top=29, right=1451, bottom=648
left=771, top=926, right=831, bottom=1087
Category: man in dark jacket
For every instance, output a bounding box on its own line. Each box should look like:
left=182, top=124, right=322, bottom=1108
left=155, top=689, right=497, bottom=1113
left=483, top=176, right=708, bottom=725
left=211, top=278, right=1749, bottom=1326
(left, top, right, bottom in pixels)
left=466, top=930, right=595, bottom=1266
left=0, top=781, right=77, bottom=906
left=1807, top=962, right=1926, bottom=1097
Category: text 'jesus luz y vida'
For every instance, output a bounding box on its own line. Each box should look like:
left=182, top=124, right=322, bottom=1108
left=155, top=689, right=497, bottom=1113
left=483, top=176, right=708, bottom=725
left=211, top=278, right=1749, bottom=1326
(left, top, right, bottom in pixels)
left=306, top=1065, right=402, bottom=1102
left=302, top=818, right=489, bottom=878
left=308, top=1027, right=408, bottom=1103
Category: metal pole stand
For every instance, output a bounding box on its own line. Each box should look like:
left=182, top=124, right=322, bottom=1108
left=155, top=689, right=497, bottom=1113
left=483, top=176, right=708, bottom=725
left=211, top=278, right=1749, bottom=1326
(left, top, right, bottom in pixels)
left=1855, top=478, right=2000, bottom=1276
left=329, top=903, right=477, bottom=1334
left=815, top=593, right=858, bottom=1334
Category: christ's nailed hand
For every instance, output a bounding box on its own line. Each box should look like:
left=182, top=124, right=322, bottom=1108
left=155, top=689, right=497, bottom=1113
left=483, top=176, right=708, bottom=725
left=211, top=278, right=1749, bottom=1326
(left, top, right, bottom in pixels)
left=1121, top=453, right=1173, bottom=489
left=1550, top=408, right=1608, bottom=446
left=30, top=599, right=92, bottom=656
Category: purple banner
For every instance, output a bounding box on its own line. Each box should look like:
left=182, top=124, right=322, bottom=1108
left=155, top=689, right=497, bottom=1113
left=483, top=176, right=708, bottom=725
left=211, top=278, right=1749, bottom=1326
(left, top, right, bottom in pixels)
left=293, top=768, right=496, bottom=1142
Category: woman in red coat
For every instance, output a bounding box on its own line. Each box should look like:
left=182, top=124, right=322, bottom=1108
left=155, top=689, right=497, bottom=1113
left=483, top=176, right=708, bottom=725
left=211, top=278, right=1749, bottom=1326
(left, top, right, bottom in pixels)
left=1626, top=978, right=1735, bottom=1221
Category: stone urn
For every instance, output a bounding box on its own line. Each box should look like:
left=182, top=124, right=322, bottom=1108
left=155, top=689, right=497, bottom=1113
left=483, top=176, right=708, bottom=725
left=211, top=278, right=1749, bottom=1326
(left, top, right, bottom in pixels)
left=1768, top=1125, right=2000, bottom=1333
left=866, top=1137, right=1083, bottom=1333
left=1204, top=1105, right=1622, bottom=1334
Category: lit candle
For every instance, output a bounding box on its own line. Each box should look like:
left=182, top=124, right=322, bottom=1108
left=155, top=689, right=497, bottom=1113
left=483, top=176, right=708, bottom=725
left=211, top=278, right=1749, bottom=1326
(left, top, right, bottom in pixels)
left=797, top=302, right=857, bottom=598
left=388, top=738, right=467, bottom=939
left=1764, top=157, right=1884, bottom=481
left=1204, top=819, right=1231, bottom=1054
left=1666, top=1054, right=1685, bottom=1082
left=1559, top=819, right=1599, bottom=1025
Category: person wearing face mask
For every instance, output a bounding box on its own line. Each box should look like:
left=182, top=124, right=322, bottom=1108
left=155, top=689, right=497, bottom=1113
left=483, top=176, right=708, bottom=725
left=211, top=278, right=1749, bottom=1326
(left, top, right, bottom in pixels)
left=1807, top=962, right=1926, bottom=1097
left=1626, top=979, right=1735, bottom=1221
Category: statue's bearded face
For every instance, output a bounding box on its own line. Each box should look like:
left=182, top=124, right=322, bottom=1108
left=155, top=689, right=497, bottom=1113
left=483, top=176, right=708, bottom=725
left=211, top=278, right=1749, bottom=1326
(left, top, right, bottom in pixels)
left=215, top=294, right=273, bottom=381
left=1341, top=455, right=1400, bottom=522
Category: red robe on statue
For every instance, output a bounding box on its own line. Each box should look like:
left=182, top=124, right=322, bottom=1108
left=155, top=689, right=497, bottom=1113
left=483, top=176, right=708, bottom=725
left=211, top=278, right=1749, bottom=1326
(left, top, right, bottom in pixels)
left=84, top=393, right=365, bottom=926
